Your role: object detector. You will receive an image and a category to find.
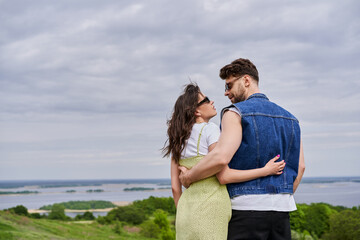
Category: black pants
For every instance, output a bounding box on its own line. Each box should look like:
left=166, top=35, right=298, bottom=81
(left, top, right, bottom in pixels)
left=228, top=210, right=291, bottom=240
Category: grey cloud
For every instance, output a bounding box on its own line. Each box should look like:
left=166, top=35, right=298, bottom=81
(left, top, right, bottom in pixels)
left=0, top=0, right=359, bottom=179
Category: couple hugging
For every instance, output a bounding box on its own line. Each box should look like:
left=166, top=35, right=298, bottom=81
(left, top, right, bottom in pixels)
left=163, top=58, right=305, bottom=240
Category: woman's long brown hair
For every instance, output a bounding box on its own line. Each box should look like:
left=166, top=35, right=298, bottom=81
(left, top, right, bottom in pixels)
left=162, top=83, right=200, bottom=164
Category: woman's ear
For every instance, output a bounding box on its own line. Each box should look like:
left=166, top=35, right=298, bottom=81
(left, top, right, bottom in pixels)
left=194, top=109, right=201, bottom=117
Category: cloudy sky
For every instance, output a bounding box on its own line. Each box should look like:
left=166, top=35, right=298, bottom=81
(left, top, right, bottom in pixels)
left=1, top=0, right=359, bottom=180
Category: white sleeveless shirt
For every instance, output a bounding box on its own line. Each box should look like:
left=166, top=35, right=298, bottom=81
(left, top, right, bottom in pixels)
left=181, top=122, right=220, bottom=158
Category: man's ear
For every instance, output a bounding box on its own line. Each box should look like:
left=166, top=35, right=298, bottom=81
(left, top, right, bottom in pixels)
left=244, top=75, right=251, bottom=87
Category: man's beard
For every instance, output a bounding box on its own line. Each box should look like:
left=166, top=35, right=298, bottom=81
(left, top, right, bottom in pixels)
left=232, top=85, right=247, bottom=103
left=233, top=94, right=247, bottom=103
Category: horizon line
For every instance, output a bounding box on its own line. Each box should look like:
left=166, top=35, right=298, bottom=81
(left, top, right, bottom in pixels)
left=0, top=176, right=360, bottom=182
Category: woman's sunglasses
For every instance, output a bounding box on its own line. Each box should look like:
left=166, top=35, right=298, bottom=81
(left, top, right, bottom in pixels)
left=197, top=96, right=210, bottom=106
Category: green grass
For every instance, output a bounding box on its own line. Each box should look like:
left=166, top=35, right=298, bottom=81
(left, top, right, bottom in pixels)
left=0, top=211, right=154, bottom=240
left=0, top=210, right=315, bottom=240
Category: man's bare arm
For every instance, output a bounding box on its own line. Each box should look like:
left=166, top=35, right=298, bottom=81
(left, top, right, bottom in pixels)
left=293, top=139, right=305, bottom=193
left=179, top=111, right=242, bottom=187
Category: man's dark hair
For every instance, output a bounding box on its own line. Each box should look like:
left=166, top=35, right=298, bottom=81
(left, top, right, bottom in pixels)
left=219, top=58, right=259, bottom=82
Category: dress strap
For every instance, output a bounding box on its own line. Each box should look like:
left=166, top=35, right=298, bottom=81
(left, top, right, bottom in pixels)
left=196, top=123, right=207, bottom=156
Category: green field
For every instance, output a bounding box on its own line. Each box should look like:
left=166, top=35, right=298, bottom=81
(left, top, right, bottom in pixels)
left=0, top=197, right=176, bottom=240
left=0, top=211, right=153, bottom=240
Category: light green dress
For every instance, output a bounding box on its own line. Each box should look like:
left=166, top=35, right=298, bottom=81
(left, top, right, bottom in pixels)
left=176, top=125, right=232, bottom=240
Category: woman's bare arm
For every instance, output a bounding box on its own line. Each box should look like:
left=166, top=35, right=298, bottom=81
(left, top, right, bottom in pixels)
left=171, top=157, right=182, bottom=207
left=216, top=155, right=284, bottom=184
left=209, top=141, right=285, bottom=185
left=293, top=139, right=305, bottom=193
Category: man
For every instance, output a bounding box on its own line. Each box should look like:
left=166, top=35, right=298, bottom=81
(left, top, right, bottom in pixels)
left=179, top=58, right=305, bottom=239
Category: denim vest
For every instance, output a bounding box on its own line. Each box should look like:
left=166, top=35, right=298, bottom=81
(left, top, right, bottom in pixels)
left=221, top=93, right=300, bottom=198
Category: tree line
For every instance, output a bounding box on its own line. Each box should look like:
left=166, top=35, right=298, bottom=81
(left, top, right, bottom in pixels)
left=39, top=200, right=116, bottom=210
left=0, top=190, right=39, bottom=195
left=290, top=202, right=360, bottom=239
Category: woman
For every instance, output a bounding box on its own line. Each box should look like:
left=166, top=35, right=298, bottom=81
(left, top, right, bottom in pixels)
left=163, top=83, right=284, bottom=239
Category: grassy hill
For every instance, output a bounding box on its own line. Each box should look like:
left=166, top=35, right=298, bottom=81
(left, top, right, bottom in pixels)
left=0, top=211, right=152, bottom=240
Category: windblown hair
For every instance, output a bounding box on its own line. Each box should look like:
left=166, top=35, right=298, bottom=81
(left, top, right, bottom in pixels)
left=162, top=83, right=200, bottom=163
left=219, top=58, right=259, bottom=82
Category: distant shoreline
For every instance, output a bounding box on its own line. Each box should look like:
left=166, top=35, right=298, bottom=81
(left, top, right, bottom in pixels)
left=28, top=201, right=131, bottom=214
left=1, top=177, right=360, bottom=191
left=0, top=179, right=172, bottom=189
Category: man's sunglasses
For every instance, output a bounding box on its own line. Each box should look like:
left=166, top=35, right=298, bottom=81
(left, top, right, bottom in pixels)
left=197, top=96, right=210, bottom=106
left=225, top=76, right=243, bottom=92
